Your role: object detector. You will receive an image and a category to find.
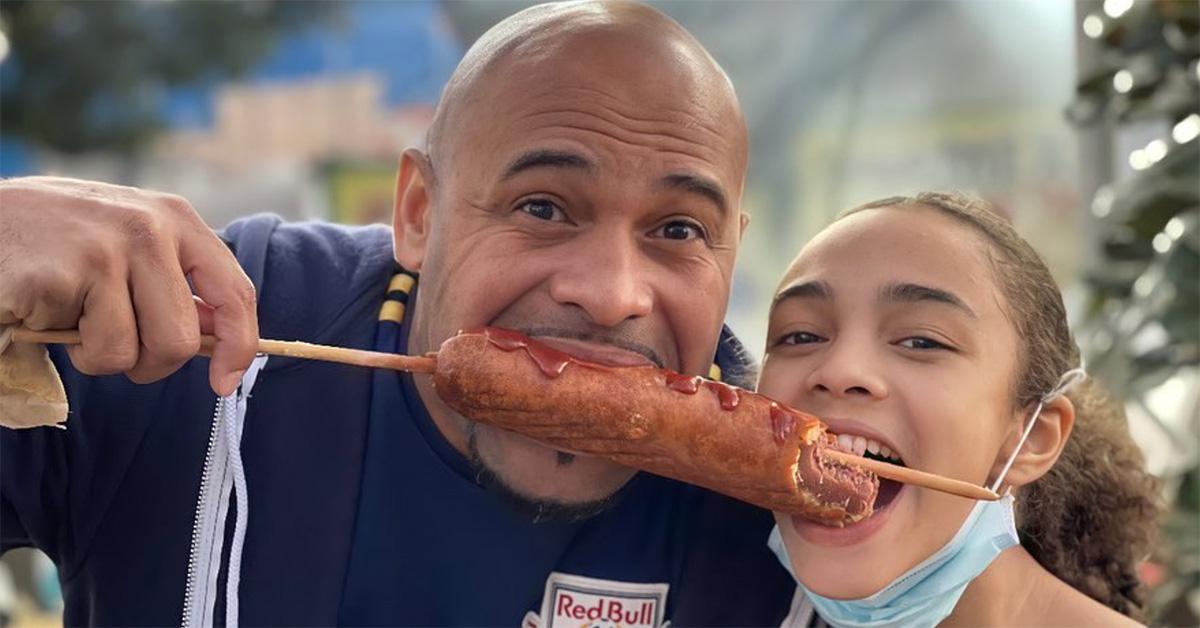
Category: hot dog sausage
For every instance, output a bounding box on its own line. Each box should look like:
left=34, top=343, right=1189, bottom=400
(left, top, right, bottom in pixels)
left=433, top=327, right=878, bottom=526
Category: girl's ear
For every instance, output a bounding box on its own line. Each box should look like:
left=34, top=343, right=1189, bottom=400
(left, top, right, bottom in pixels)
left=393, top=148, right=435, bottom=271
left=994, top=395, right=1076, bottom=489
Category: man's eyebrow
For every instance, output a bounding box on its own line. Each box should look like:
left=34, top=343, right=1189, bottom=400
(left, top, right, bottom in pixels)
left=501, top=149, right=596, bottom=180
left=880, top=282, right=977, bottom=318
left=658, top=173, right=728, bottom=217
left=773, top=280, right=831, bottom=305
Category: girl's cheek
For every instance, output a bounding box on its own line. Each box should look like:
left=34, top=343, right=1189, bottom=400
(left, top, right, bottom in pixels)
left=758, top=359, right=806, bottom=401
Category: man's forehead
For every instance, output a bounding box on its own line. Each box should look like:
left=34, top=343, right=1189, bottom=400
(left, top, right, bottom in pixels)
left=473, top=48, right=743, bottom=164
left=488, top=81, right=733, bottom=138
left=482, top=25, right=733, bottom=114
left=474, top=109, right=740, bottom=201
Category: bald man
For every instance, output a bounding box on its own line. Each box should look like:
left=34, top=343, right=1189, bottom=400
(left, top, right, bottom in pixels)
left=0, top=2, right=796, bottom=624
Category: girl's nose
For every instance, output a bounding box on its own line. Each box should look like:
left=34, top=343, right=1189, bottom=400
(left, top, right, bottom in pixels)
left=804, top=340, right=888, bottom=400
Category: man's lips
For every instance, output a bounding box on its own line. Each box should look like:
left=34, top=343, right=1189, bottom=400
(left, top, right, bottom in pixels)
left=533, top=336, right=656, bottom=368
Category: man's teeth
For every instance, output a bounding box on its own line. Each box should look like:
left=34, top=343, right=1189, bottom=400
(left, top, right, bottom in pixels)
left=833, top=433, right=901, bottom=463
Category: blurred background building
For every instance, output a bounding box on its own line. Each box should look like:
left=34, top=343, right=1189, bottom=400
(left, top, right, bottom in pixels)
left=0, top=1, right=1195, bottom=625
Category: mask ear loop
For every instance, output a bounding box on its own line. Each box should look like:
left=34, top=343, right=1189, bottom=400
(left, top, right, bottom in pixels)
left=988, top=367, right=1087, bottom=494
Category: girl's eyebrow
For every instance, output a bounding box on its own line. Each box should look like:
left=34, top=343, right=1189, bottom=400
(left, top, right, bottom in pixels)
left=879, top=282, right=977, bottom=318
left=773, top=280, right=832, bottom=305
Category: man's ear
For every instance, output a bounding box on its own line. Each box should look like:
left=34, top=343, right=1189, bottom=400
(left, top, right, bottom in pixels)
left=739, top=212, right=750, bottom=241
left=993, top=396, right=1076, bottom=489
left=393, top=148, right=435, bottom=271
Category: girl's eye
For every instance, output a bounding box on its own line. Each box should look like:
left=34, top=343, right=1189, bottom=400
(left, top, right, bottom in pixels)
left=779, top=331, right=825, bottom=346
left=516, top=198, right=566, bottom=222
left=652, top=219, right=707, bottom=242
left=897, top=336, right=950, bottom=350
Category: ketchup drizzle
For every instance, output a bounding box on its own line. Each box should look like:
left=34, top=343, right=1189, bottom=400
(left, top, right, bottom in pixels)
left=467, top=327, right=746, bottom=415
left=769, top=403, right=798, bottom=444
left=473, top=326, right=576, bottom=378
left=705, top=381, right=741, bottom=411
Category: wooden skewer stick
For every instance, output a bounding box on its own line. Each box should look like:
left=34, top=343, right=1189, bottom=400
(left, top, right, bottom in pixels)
left=11, top=328, right=996, bottom=501
left=823, top=449, right=999, bottom=501
left=11, top=328, right=438, bottom=374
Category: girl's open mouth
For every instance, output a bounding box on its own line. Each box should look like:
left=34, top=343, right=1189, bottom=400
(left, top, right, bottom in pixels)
left=787, top=437, right=907, bottom=545
left=791, top=430, right=908, bottom=543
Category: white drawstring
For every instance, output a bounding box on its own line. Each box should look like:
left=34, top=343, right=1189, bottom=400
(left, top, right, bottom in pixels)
left=184, top=356, right=267, bottom=628
left=224, top=356, right=266, bottom=627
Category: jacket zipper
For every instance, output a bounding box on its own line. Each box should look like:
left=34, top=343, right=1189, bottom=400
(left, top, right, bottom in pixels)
left=182, top=395, right=225, bottom=627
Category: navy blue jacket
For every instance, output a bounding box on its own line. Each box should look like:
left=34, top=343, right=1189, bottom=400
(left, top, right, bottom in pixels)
left=1, top=215, right=794, bottom=625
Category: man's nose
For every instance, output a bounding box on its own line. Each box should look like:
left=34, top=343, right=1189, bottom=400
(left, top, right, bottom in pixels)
left=803, top=337, right=888, bottom=400
left=547, top=234, right=653, bottom=327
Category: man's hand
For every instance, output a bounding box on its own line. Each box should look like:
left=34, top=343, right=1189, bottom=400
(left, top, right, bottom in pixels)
left=0, top=177, right=259, bottom=396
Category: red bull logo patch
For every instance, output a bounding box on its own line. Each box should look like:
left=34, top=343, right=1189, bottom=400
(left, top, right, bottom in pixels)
left=530, top=572, right=669, bottom=628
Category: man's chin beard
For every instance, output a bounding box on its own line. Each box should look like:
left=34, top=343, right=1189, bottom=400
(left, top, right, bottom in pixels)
left=467, top=423, right=619, bottom=524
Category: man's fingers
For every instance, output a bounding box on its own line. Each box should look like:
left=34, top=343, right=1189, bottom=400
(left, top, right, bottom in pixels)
left=13, top=264, right=84, bottom=332
left=125, top=243, right=201, bottom=385
left=180, top=233, right=258, bottom=396
left=67, top=280, right=140, bottom=376
left=0, top=179, right=247, bottom=392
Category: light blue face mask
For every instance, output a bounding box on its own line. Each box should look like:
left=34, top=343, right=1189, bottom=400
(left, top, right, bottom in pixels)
left=767, top=368, right=1086, bottom=628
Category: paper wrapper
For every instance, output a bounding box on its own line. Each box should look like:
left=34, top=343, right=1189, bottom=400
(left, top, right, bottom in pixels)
left=0, top=325, right=68, bottom=429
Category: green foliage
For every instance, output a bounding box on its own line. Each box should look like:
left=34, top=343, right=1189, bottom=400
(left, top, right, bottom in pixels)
left=1069, top=1, right=1199, bottom=625
left=0, top=0, right=338, bottom=155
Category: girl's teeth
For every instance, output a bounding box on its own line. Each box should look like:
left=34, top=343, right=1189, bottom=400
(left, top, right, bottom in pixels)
left=830, top=432, right=903, bottom=463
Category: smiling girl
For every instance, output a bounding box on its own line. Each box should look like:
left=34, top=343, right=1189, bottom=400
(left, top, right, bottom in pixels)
left=758, top=193, right=1160, bottom=627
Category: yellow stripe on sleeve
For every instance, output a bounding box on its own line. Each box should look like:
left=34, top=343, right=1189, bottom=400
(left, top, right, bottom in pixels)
left=388, top=273, right=415, bottom=294
left=378, top=300, right=406, bottom=323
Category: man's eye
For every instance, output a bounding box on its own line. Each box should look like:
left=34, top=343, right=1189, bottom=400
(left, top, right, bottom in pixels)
left=780, top=331, right=824, bottom=345
left=653, top=220, right=707, bottom=242
left=516, top=199, right=564, bottom=221
left=897, top=336, right=949, bottom=350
